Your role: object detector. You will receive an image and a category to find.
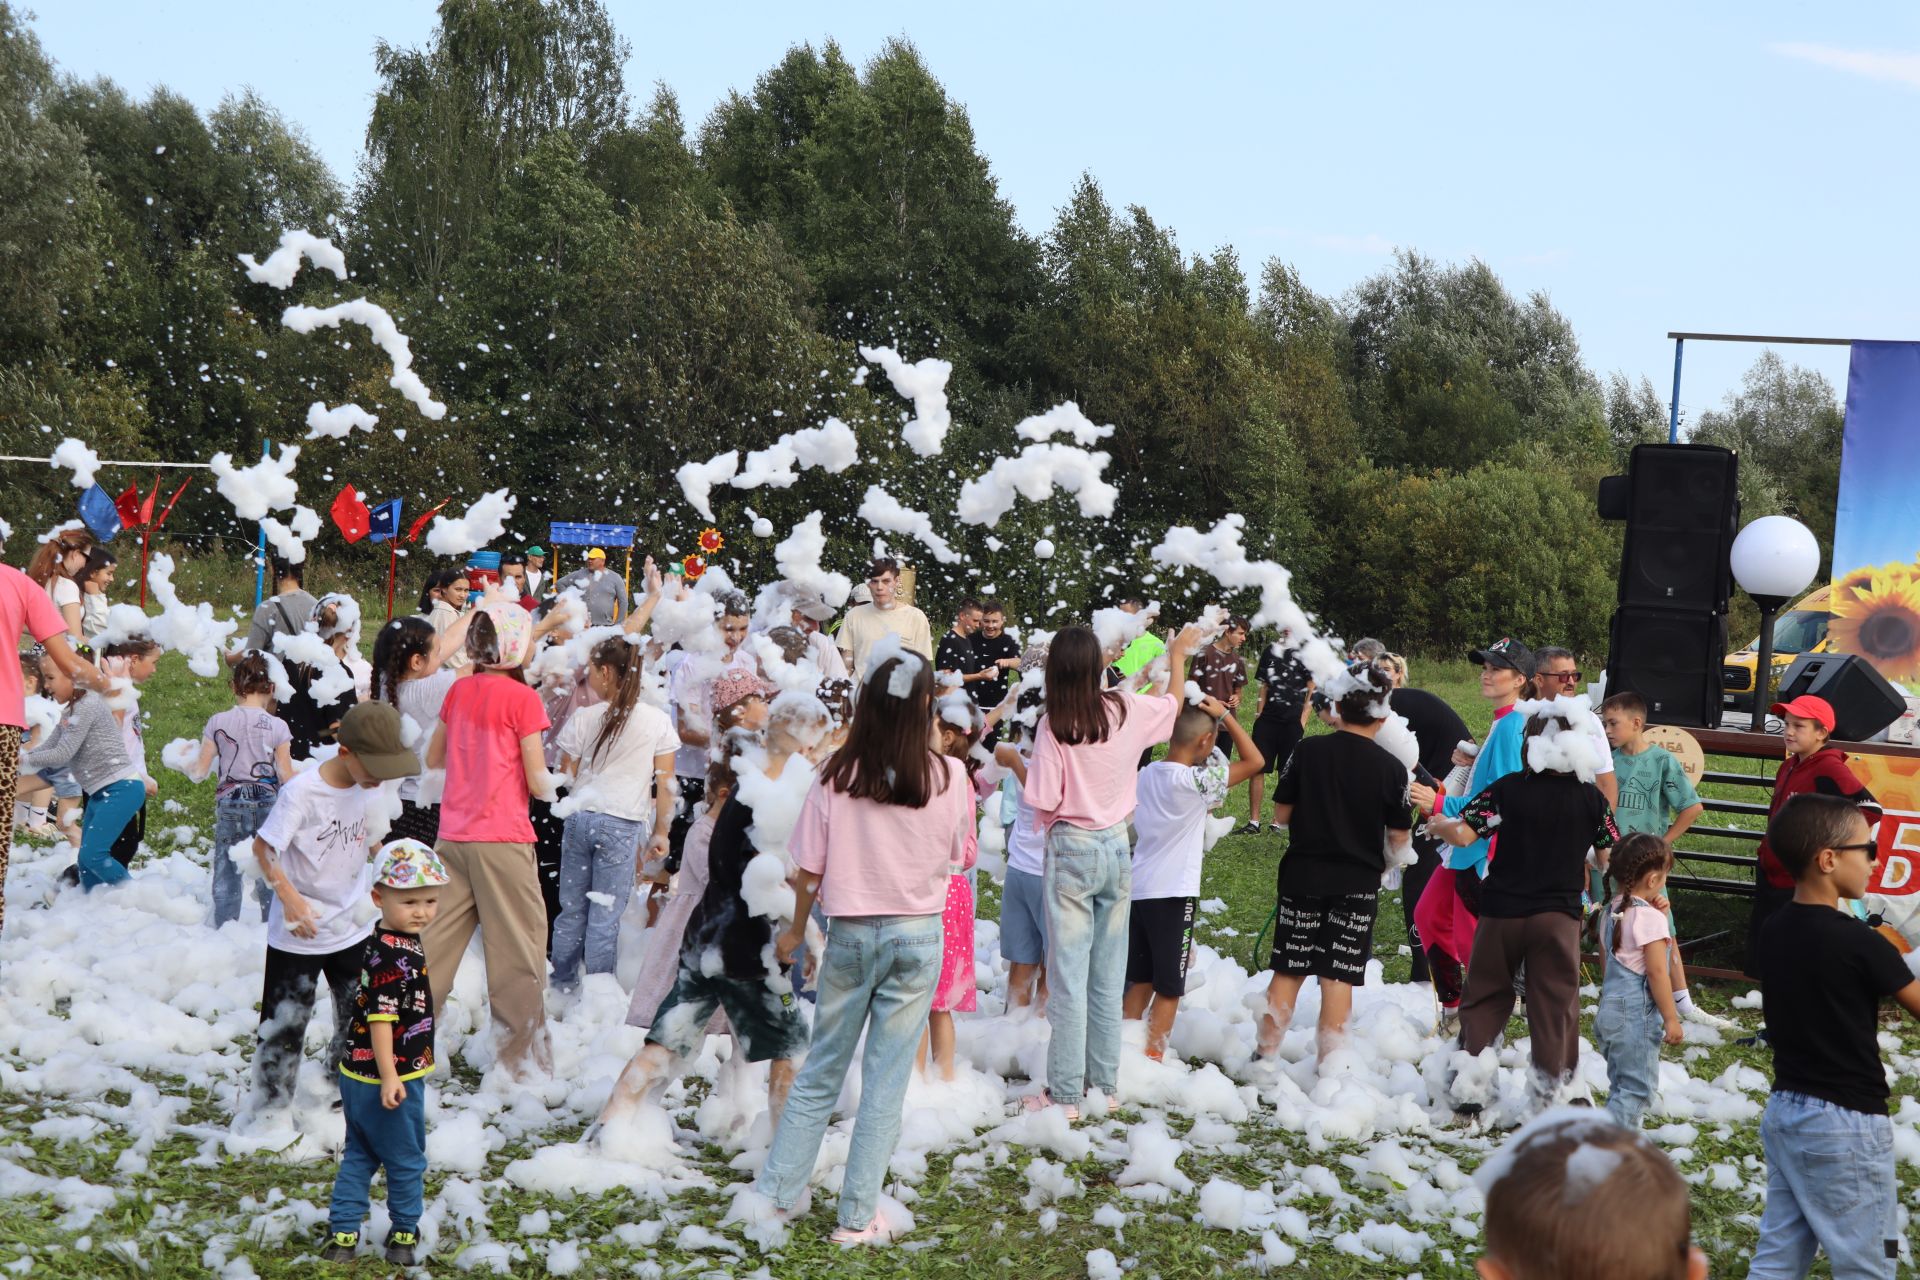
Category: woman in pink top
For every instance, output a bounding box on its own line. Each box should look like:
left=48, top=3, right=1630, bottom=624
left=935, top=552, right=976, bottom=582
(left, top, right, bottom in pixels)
left=423, top=602, right=554, bottom=1078
left=756, top=642, right=970, bottom=1246
left=1022, top=622, right=1202, bottom=1119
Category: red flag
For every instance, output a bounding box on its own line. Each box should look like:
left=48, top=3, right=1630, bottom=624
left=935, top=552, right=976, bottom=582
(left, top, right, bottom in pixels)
left=405, top=499, right=449, bottom=544
left=153, top=478, right=190, bottom=530
left=331, top=483, right=372, bottom=543
left=138, top=478, right=157, bottom=526
left=113, top=483, right=144, bottom=529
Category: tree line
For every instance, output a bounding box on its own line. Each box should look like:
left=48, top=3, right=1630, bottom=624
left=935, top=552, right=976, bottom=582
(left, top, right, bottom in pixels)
left=0, top=0, right=1845, bottom=654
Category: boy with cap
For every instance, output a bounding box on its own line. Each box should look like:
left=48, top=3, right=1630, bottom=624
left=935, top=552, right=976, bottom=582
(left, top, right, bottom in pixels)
left=1747, top=694, right=1880, bottom=979
left=325, top=839, right=448, bottom=1266
left=247, top=702, right=421, bottom=1115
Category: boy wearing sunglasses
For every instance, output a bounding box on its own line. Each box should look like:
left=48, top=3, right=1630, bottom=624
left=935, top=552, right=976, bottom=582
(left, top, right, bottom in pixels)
left=1748, top=793, right=1920, bottom=1279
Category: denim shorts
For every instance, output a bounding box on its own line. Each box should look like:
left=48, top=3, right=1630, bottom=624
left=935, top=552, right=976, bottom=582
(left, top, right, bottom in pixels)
left=1000, top=865, right=1049, bottom=965
left=39, top=763, right=82, bottom=800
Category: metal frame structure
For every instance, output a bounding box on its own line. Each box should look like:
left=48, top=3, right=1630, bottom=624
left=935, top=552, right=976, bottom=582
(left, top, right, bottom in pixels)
left=1665, top=330, right=1859, bottom=442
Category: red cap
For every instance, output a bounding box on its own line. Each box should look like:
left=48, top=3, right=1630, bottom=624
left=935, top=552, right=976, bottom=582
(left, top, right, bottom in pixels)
left=1770, top=694, right=1836, bottom=733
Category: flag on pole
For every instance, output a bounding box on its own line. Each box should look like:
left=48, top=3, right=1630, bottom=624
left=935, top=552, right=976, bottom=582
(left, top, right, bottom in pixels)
left=406, top=499, right=449, bottom=544
left=113, top=483, right=144, bottom=529
left=330, top=484, right=371, bottom=543
left=154, top=477, right=190, bottom=529
left=77, top=484, right=123, bottom=542
left=368, top=499, right=403, bottom=543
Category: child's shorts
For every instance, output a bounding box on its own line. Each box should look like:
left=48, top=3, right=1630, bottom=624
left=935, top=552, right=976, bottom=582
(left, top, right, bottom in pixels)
left=1269, top=891, right=1377, bottom=985
left=1126, top=895, right=1196, bottom=997
left=1000, top=866, right=1049, bottom=966
left=38, top=764, right=82, bottom=800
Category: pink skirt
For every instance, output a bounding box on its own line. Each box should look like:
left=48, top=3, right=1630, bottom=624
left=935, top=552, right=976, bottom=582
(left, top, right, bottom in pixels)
left=931, top=872, right=976, bottom=1013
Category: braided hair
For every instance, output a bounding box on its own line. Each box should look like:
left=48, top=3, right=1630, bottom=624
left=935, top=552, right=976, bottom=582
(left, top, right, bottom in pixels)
left=371, top=616, right=436, bottom=707
left=1604, top=832, right=1673, bottom=956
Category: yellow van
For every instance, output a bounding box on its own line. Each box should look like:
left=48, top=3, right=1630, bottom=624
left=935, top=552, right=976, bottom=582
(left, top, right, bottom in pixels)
left=1722, top=584, right=1833, bottom=711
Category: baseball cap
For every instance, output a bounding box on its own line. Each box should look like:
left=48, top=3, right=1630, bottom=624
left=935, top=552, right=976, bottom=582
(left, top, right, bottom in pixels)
left=791, top=593, right=837, bottom=622
left=1770, top=694, right=1836, bottom=733
left=851, top=583, right=873, bottom=605
left=1468, top=636, right=1535, bottom=678
left=586, top=546, right=607, bottom=560
left=525, top=545, right=546, bottom=557
left=374, top=838, right=450, bottom=889
left=335, top=702, right=422, bottom=780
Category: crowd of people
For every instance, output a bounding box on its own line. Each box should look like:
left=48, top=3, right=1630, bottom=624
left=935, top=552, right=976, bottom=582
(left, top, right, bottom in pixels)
left=1, top=521, right=1917, bottom=1278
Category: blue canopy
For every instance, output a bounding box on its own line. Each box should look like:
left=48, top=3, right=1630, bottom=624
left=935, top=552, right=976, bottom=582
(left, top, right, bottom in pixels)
left=549, top=521, right=636, bottom=548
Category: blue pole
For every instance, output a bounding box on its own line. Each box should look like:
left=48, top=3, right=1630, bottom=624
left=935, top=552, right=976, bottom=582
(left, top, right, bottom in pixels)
left=1667, top=338, right=1685, bottom=443
left=253, top=438, right=270, bottom=607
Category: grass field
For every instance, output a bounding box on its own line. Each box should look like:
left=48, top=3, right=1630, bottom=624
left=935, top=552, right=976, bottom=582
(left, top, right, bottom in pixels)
left=1, top=637, right=1916, bottom=1279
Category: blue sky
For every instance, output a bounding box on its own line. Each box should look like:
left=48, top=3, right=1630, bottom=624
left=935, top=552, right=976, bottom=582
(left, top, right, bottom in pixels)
left=27, top=2, right=1920, bottom=420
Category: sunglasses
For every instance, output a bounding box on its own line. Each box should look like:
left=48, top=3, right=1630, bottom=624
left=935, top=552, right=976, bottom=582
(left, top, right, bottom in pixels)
left=1540, top=669, right=1582, bottom=681
left=1832, top=841, right=1879, bottom=858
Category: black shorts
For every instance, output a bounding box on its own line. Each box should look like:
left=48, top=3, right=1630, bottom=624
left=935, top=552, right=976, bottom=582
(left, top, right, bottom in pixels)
left=1127, top=896, right=1197, bottom=997
left=1250, top=715, right=1303, bottom=777
left=1269, top=891, right=1377, bottom=986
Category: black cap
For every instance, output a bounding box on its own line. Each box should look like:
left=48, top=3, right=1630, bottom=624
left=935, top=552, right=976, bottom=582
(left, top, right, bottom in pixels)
left=1468, top=636, right=1534, bottom=678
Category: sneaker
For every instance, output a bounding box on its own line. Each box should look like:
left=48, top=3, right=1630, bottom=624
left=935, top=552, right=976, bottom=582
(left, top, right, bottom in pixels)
left=1238, top=821, right=1260, bottom=836
left=1267, top=821, right=1287, bottom=834
left=384, top=1227, right=419, bottom=1265
left=830, top=1220, right=894, bottom=1246
left=1019, top=1092, right=1080, bottom=1123
left=321, top=1231, right=358, bottom=1262
left=1436, top=1005, right=1461, bottom=1039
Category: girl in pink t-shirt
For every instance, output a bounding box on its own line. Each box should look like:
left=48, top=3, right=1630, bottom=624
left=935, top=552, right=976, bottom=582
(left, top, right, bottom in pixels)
left=1594, top=833, right=1684, bottom=1129
left=423, top=603, right=555, bottom=1078
left=1020, top=622, right=1202, bottom=1119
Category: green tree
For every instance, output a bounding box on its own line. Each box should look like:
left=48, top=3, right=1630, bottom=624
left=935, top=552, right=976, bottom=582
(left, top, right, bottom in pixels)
left=1604, top=371, right=1670, bottom=468
left=1692, top=351, right=1844, bottom=573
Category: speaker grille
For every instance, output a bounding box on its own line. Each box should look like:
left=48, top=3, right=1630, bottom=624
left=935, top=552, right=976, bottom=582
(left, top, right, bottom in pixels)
left=1607, top=607, right=1726, bottom=728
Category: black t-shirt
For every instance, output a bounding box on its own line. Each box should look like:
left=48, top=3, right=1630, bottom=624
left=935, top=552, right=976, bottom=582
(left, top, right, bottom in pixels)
left=1389, top=687, right=1471, bottom=781
left=1272, top=731, right=1412, bottom=897
left=1460, top=772, right=1617, bottom=919
left=1760, top=901, right=1914, bottom=1115
left=686, top=796, right=775, bottom=980
left=971, top=632, right=1020, bottom=707
left=935, top=629, right=984, bottom=688
left=341, top=928, right=435, bottom=1083
left=1256, top=647, right=1311, bottom=722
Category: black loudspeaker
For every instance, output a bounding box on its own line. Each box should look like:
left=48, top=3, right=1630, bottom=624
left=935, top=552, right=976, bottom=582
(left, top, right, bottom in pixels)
left=1607, top=607, right=1727, bottom=728
left=1776, top=653, right=1907, bottom=742
left=1616, top=444, right=1739, bottom=611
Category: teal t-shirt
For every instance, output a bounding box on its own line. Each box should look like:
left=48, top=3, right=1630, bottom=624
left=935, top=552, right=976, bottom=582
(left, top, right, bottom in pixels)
left=1609, top=745, right=1700, bottom=837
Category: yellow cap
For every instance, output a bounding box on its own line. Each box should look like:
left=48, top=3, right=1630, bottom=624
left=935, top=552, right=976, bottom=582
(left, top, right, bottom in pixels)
left=586, top=547, right=607, bottom=560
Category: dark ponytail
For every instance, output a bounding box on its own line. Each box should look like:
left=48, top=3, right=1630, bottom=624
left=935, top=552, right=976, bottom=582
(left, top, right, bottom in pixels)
left=371, top=616, right=436, bottom=707
left=1604, top=833, right=1672, bottom=956
left=586, top=634, right=644, bottom=768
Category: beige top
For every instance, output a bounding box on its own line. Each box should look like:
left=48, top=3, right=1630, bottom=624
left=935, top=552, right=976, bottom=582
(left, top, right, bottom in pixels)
left=836, top=602, right=934, bottom=681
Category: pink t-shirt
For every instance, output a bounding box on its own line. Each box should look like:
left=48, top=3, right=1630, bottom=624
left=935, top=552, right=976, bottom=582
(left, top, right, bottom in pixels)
left=1024, top=692, right=1179, bottom=831
left=438, top=672, right=550, bottom=843
left=1612, top=899, right=1672, bottom=976
left=791, top=755, right=970, bottom=917
left=0, top=566, right=68, bottom=729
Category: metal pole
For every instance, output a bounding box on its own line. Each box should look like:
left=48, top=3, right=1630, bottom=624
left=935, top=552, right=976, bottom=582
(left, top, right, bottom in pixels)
left=1749, top=594, right=1786, bottom=733
left=253, top=439, right=270, bottom=608
left=1668, top=337, right=1685, bottom=443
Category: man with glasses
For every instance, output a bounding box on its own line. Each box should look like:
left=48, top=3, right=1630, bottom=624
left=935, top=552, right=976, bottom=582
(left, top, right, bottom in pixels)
left=1532, top=646, right=1617, bottom=808
left=836, top=557, right=933, bottom=681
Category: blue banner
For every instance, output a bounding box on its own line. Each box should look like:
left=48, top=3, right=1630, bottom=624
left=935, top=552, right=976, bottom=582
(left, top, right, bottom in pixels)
left=1832, top=340, right=1920, bottom=682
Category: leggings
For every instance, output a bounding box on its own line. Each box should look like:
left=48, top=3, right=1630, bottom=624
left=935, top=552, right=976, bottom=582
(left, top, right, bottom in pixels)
left=76, top=779, right=147, bottom=890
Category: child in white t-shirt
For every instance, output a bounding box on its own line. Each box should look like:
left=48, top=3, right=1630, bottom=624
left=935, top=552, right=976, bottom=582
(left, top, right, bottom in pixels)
left=993, top=685, right=1051, bottom=1013
left=1123, top=696, right=1266, bottom=1060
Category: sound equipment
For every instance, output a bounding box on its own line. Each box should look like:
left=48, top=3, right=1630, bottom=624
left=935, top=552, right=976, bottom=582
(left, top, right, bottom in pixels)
left=1775, top=652, right=1906, bottom=742
left=1600, top=444, right=1741, bottom=728
left=1608, top=607, right=1727, bottom=728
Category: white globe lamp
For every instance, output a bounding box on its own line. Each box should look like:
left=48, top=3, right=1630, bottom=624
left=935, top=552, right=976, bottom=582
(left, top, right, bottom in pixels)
left=1729, top=515, right=1821, bottom=731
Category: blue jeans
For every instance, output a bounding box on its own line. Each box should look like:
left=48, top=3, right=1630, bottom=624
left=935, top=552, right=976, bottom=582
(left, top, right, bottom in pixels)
left=1748, top=1091, right=1900, bottom=1279
left=212, top=784, right=277, bottom=927
left=1594, top=906, right=1662, bottom=1129
left=1042, top=820, right=1131, bottom=1107
left=550, top=810, right=644, bottom=986
left=759, top=913, right=941, bottom=1230
left=77, top=780, right=146, bottom=890
left=329, top=1073, right=428, bottom=1235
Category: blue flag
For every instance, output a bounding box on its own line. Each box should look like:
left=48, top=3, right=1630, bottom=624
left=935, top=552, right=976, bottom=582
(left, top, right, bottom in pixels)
left=76, top=484, right=123, bottom=542
left=368, top=498, right=403, bottom=543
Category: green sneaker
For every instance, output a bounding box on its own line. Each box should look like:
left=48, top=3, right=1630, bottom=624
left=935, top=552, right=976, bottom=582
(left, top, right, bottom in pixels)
left=384, top=1227, right=419, bottom=1266
left=321, top=1230, right=358, bottom=1262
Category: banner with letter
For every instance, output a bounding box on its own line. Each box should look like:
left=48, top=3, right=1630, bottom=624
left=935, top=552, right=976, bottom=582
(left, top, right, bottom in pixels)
left=1860, top=752, right=1920, bottom=897
left=1832, top=341, right=1920, bottom=684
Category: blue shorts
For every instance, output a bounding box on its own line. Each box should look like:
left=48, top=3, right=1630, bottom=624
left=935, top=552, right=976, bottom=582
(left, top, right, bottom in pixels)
left=38, top=764, right=82, bottom=800
left=1000, top=865, right=1049, bottom=966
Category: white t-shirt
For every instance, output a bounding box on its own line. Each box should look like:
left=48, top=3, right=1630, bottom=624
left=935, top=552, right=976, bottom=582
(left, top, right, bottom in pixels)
left=667, top=647, right=754, bottom=779
left=49, top=575, right=80, bottom=623
left=1006, top=791, right=1046, bottom=877
left=556, top=700, right=682, bottom=823
left=1130, top=757, right=1230, bottom=900
left=255, top=767, right=376, bottom=956
left=806, top=630, right=848, bottom=680
left=396, top=670, right=455, bottom=802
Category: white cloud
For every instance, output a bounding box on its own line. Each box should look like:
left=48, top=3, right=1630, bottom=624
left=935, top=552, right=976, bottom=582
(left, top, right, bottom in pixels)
left=1773, top=42, right=1920, bottom=90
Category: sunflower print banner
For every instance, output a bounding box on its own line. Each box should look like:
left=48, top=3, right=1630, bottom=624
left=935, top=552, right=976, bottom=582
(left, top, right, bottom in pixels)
left=1833, top=341, right=1920, bottom=684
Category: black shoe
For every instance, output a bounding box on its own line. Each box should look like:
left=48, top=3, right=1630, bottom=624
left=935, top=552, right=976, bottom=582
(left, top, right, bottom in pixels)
left=1238, top=821, right=1260, bottom=836
left=321, top=1230, right=358, bottom=1262
left=384, top=1227, right=419, bottom=1266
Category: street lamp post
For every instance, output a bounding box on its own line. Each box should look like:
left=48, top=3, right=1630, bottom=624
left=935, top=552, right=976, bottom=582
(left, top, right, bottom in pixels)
left=1729, top=515, right=1821, bottom=734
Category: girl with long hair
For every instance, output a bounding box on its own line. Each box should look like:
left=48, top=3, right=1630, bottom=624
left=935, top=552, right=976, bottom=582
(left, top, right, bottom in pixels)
left=27, top=528, right=93, bottom=642
left=549, top=635, right=680, bottom=988
left=752, top=640, right=979, bottom=1245
left=1021, top=621, right=1205, bottom=1120
left=371, top=615, right=456, bottom=845
left=184, top=652, right=295, bottom=925
left=74, top=548, right=116, bottom=640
